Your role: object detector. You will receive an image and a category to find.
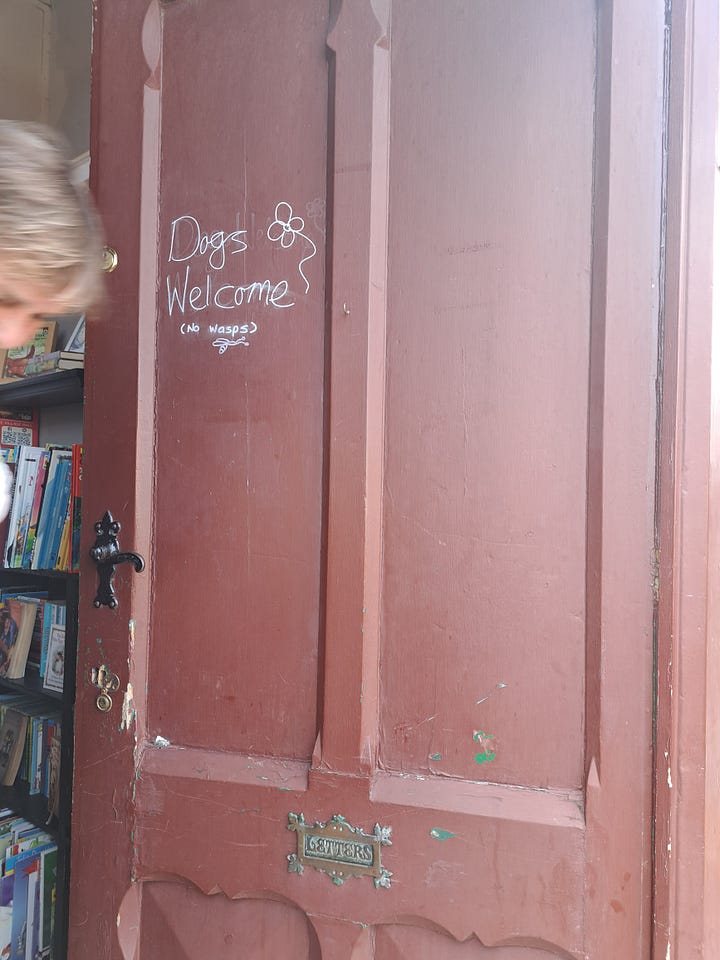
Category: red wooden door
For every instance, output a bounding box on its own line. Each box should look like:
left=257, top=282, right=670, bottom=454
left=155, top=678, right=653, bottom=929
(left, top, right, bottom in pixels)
left=69, top=2, right=665, bottom=958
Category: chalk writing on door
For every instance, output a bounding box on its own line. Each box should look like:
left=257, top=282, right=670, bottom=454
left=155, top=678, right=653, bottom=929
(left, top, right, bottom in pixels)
left=165, top=201, right=319, bottom=354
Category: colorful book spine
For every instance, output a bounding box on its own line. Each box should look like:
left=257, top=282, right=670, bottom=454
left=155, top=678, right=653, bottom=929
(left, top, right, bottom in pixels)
left=70, top=444, right=82, bottom=572
left=21, top=450, right=49, bottom=569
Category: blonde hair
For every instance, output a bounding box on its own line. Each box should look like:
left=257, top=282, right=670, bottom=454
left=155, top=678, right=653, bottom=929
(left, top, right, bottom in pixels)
left=0, top=120, right=103, bottom=311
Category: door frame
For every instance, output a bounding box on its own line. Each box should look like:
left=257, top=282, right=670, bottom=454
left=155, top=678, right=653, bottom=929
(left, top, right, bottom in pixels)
left=655, top=0, right=720, bottom=956
left=66, top=0, right=720, bottom=957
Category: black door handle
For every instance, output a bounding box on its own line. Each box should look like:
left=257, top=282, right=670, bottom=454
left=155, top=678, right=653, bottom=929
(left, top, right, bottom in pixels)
left=89, top=511, right=145, bottom=609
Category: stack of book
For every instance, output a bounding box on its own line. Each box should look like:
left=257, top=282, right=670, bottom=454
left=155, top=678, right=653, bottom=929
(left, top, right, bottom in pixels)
left=1, top=444, right=82, bottom=574
left=22, top=351, right=83, bottom=377
left=0, top=807, right=58, bottom=960
left=0, top=316, right=85, bottom=383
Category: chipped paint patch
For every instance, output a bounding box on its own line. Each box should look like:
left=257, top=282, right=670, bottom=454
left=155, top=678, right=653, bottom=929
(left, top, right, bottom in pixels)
left=153, top=735, right=171, bottom=749
left=120, top=683, right=135, bottom=732
left=428, top=753, right=442, bottom=761
left=430, top=828, right=456, bottom=841
left=472, top=730, right=497, bottom=763
left=476, top=681, right=508, bottom=704
left=473, top=732, right=497, bottom=764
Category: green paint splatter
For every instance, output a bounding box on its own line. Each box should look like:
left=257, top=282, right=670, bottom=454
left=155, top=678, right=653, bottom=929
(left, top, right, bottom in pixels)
left=430, top=828, right=456, bottom=841
left=429, top=753, right=442, bottom=761
left=473, top=730, right=496, bottom=763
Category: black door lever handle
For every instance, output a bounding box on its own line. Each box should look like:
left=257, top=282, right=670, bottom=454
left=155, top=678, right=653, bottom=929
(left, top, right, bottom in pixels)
left=89, top=510, right=145, bottom=609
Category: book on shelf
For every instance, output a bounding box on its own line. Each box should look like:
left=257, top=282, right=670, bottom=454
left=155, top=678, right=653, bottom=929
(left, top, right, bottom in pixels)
left=0, top=697, right=62, bottom=806
left=41, top=626, right=64, bottom=695
left=46, top=734, right=60, bottom=820
left=20, top=450, right=50, bottom=570
left=3, top=446, right=47, bottom=569
left=13, top=597, right=45, bottom=677
left=39, top=844, right=58, bottom=956
left=63, top=314, right=85, bottom=354
left=38, top=603, right=65, bottom=681
left=23, top=351, right=84, bottom=377
left=0, top=322, right=57, bottom=382
left=5, top=834, right=57, bottom=960
left=0, top=710, right=28, bottom=787
left=0, top=444, right=80, bottom=572
left=30, top=448, right=71, bottom=572
left=69, top=444, right=82, bottom=572
left=0, top=599, right=39, bottom=681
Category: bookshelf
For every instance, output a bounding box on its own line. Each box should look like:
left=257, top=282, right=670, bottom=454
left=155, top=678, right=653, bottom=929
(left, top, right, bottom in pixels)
left=0, top=372, right=83, bottom=960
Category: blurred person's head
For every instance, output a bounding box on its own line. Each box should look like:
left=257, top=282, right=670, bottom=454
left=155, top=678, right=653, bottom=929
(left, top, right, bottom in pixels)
left=0, top=120, right=102, bottom=348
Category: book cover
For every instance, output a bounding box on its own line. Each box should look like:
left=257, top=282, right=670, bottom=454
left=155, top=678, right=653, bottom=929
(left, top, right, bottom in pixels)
left=63, top=315, right=85, bottom=353
left=0, top=600, right=38, bottom=681
left=38, top=845, right=57, bottom=956
left=0, top=452, right=18, bottom=569
left=0, top=323, right=57, bottom=381
left=8, top=848, right=43, bottom=960
left=0, top=603, right=18, bottom=679
left=39, top=603, right=65, bottom=679
left=0, top=902, right=11, bottom=960
left=45, top=735, right=60, bottom=820
left=0, top=710, right=28, bottom=787
left=3, top=448, right=31, bottom=568
left=23, top=597, right=46, bottom=673
left=26, top=857, right=39, bottom=960
left=42, top=626, right=65, bottom=694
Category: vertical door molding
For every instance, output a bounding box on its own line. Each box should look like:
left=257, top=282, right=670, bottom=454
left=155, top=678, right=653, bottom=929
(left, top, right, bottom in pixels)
left=68, top=1, right=149, bottom=956
left=320, top=0, right=391, bottom=775
left=655, top=0, right=720, bottom=956
left=584, top=0, right=665, bottom=955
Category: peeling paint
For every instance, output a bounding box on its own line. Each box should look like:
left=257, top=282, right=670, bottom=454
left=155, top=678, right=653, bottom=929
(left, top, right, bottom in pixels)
left=120, top=683, right=135, bottom=732
left=476, top=681, right=508, bottom=704
left=472, top=730, right=496, bottom=764
left=430, top=828, right=456, bottom=841
left=428, top=753, right=441, bottom=761
left=153, top=735, right=171, bottom=749
left=472, top=729, right=493, bottom=742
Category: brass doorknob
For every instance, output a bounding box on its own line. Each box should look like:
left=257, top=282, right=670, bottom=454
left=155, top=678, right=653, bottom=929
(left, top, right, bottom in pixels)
left=101, top=246, right=118, bottom=273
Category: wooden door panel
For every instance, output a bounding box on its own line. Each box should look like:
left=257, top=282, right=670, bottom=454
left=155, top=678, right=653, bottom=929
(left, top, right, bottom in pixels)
left=146, top=0, right=328, bottom=758
left=138, top=882, right=320, bottom=959
left=380, top=0, right=593, bottom=791
left=371, top=925, right=569, bottom=959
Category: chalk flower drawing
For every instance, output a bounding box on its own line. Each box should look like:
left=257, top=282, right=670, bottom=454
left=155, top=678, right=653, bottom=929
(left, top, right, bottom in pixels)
left=267, top=201, right=317, bottom=294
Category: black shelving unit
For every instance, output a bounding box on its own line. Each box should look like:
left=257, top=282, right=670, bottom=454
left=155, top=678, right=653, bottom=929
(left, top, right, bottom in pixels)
left=0, top=370, right=83, bottom=409
left=0, top=373, right=82, bottom=960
